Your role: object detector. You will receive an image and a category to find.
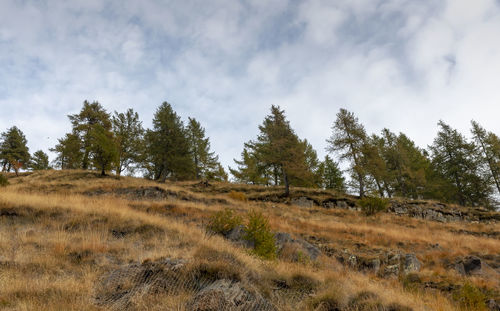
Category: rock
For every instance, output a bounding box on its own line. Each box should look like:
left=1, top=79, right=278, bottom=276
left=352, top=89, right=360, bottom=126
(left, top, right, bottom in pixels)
left=455, top=256, right=482, bottom=276
left=347, top=255, right=358, bottom=268
left=387, top=253, right=401, bottom=265
left=383, top=264, right=400, bottom=277
left=274, top=232, right=321, bottom=261
left=187, top=279, right=275, bottom=311
left=225, top=226, right=254, bottom=248
left=291, top=197, right=314, bottom=208
left=488, top=299, right=500, bottom=311
left=403, top=254, right=421, bottom=274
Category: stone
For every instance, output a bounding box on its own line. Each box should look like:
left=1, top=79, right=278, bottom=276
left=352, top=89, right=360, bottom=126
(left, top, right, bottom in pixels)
left=383, top=264, right=400, bottom=277
left=291, top=197, right=314, bottom=208
left=274, top=232, right=321, bottom=261
left=225, top=225, right=254, bottom=248
left=488, top=299, right=500, bottom=311
left=403, top=253, right=421, bottom=274
left=187, top=279, right=275, bottom=311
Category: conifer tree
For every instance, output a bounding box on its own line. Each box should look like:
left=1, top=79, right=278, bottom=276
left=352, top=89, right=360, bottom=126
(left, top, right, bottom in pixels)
left=327, top=109, right=368, bottom=197
left=319, top=155, right=345, bottom=192
left=0, top=126, right=30, bottom=175
left=90, top=124, right=118, bottom=176
left=471, top=120, right=500, bottom=195
left=51, top=133, right=83, bottom=169
left=144, top=102, right=194, bottom=181
left=429, top=121, right=493, bottom=207
left=68, top=101, right=111, bottom=170
left=186, top=117, right=225, bottom=180
left=29, top=150, right=50, bottom=170
left=229, top=144, right=269, bottom=184
left=112, top=109, right=144, bottom=176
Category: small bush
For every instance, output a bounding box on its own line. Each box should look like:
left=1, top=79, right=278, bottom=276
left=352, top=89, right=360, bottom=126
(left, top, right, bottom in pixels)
left=358, top=196, right=389, bottom=216
left=207, top=208, right=243, bottom=235
left=0, top=174, right=8, bottom=187
left=453, top=282, right=488, bottom=311
left=228, top=190, right=247, bottom=202
left=243, top=210, right=276, bottom=260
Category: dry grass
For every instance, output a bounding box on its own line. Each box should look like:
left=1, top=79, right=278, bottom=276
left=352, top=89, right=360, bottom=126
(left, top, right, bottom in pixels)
left=0, top=170, right=498, bottom=310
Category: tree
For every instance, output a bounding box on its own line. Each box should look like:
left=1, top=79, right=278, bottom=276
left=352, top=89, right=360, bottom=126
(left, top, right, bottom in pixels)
left=326, top=109, right=368, bottom=197
left=319, top=155, right=345, bottom=192
left=429, top=121, right=493, bottom=207
left=50, top=133, right=83, bottom=169
left=90, top=124, right=118, bottom=176
left=186, top=117, right=224, bottom=180
left=29, top=150, right=50, bottom=170
left=471, top=120, right=500, bottom=195
left=253, top=105, right=312, bottom=196
left=0, top=126, right=30, bottom=176
left=112, top=109, right=144, bottom=176
left=68, top=101, right=111, bottom=170
left=229, top=143, right=269, bottom=185
left=144, top=102, right=194, bottom=181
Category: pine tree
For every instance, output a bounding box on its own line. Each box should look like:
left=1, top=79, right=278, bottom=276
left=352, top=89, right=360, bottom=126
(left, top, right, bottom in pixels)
left=429, top=121, right=493, bottom=207
left=0, top=126, right=30, bottom=175
left=327, top=109, right=368, bottom=197
left=50, top=133, right=83, bottom=169
left=68, top=101, right=111, bottom=170
left=229, top=143, right=269, bottom=184
left=144, top=102, right=194, bottom=181
left=90, top=124, right=118, bottom=176
left=112, top=109, right=144, bottom=176
left=186, top=117, right=224, bottom=180
left=29, top=150, right=50, bottom=170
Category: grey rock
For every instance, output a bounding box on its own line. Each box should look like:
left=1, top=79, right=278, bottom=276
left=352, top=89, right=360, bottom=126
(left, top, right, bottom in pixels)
left=291, top=197, right=314, bottom=208
left=455, top=256, right=482, bottom=275
left=488, top=299, right=500, bottom=311
left=274, top=232, right=321, bottom=261
left=225, top=225, right=254, bottom=248
left=383, top=264, right=400, bottom=277
left=403, top=253, right=421, bottom=274
left=187, top=279, right=275, bottom=311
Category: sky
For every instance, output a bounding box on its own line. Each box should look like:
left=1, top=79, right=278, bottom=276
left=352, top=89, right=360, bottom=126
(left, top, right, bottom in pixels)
left=1, top=0, right=500, bottom=175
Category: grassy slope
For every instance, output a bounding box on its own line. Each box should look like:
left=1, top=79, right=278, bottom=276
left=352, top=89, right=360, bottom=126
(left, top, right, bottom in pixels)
left=0, top=170, right=499, bottom=310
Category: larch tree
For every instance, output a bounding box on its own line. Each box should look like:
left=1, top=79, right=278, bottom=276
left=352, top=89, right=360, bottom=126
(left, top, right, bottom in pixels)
left=319, top=155, right=345, bottom=192
left=50, top=133, right=83, bottom=169
left=186, top=117, right=225, bottom=180
left=112, top=109, right=144, bottom=176
left=471, top=120, right=500, bottom=195
left=90, top=124, right=118, bottom=176
left=29, top=150, right=50, bottom=170
left=229, top=143, right=269, bottom=185
left=326, top=109, right=368, bottom=197
left=144, top=102, right=194, bottom=181
left=0, top=126, right=30, bottom=175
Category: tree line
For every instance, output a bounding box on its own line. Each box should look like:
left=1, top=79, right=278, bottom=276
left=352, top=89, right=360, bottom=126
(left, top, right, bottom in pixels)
left=1, top=102, right=500, bottom=210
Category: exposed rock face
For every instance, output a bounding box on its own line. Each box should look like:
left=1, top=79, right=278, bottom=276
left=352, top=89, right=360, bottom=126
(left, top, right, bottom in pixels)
left=224, top=225, right=254, bottom=249
left=291, top=197, right=314, bottom=208
left=187, top=279, right=275, bottom=311
left=322, top=198, right=358, bottom=210
left=455, top=256, right=482, bottom=276
left=274, top=232, right=321, bottom=261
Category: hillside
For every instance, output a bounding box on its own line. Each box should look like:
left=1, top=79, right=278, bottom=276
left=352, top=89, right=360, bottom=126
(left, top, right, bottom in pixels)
left=1, top=170, right=500, bottom=311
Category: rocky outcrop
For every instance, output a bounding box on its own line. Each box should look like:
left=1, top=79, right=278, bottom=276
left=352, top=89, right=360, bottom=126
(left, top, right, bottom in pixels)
left=403, top=254, right=421, bottom=275
left=187, top=279, right=275, bottom=311
left=291, top=197, right=314, bottom=208
left=274, top=232, right=322, bottom=262
left=455, top=256, right=482, bottom=276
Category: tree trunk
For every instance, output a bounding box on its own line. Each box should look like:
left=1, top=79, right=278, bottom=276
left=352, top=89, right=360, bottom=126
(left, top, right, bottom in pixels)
left=282, top=169, right=290, bottom=197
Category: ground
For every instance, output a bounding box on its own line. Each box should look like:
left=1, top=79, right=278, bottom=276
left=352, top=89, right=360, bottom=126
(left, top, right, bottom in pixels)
left=0, top=170, right=499, bottom=310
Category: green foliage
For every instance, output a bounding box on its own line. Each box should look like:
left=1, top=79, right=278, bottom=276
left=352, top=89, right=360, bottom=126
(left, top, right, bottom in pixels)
left=453, top=282, right=488, bottom=311
left=358, top=196, right=389, bottom=216
left=0, top=174, right=8, bottom=187
left=144, top=102, right=194, bottom=181
left=29, top=150, right=50, bottom=170
left=186, top=117, right=225, bottom=181
left=319, top=155, right=345, bottom=192
left=0, top=126, right=30, bottom=175
left=243, top=210, right=276, bottom=259
left=229, top=144, right=269, bottom=185
left=207, top=208, right=243, bottom=235
left=50, top=133, right=83, bottom=169
left=90, top=124, right=118, bottom=176
left=112, top=108, right=145, bottom=176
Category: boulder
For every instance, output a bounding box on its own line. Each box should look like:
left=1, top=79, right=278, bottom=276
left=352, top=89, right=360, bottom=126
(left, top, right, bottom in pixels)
left=274, top=232, right=321, bottom=261
left=403, top=254, right=421, bottom=274
left=187, top=279, right=275, bottom=311
left=224, top=225, right=254, bottom=248
left=291, top=197, right=314, bottom=208
left=455, top=256, right=482, bottom=276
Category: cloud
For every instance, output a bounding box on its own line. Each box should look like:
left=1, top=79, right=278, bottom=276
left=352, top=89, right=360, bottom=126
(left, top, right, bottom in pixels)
left=1, top=0, right=500, bottom=174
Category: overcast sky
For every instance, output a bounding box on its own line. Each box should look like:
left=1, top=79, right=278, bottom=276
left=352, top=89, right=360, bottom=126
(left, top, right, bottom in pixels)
left=1, top=0, right=500, bottom=173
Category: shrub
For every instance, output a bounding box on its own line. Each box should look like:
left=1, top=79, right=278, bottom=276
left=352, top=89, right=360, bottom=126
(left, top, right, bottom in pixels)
left=228, top=190, right=247, bottom=202
left=358, top=196, right=389, bottom=216
left=0, top=174, right=8, bottom=187
left=453, top=282, right=488, bottom=311
left=243, top=210, right=276, bottom=260
left=207, top=208, right=243, bottom=235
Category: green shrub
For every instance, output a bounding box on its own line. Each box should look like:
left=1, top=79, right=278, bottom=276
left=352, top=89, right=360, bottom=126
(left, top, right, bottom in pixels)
left=0, top=174, right=8, bottom=187
left=243, top=210, right=276, bottom=260
left=453, top=282, right=488, bottom=311
left=228, top=190, right=247, bottom=202
left=358, top=196, right=389, bottom=216
left=207, top=208, right=243, bottom=235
